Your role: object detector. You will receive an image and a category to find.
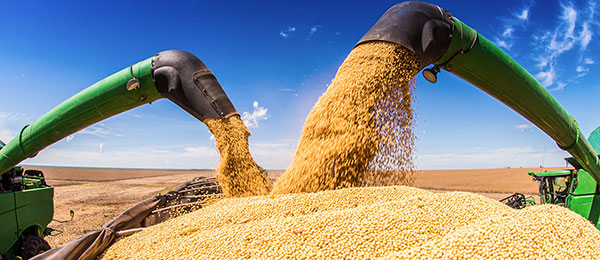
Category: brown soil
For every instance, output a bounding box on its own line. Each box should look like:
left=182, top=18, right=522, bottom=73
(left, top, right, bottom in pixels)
left=31, top=167, right=212, bottom=248
left=413, top=167, right=568, bottom=194
left=36, top=166, right=563, bottom=248
left=39, top=167, right=209, bottom=182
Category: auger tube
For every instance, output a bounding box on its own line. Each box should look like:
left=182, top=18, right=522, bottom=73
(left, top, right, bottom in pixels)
left=0, top=50, right=238, bottom=175
left=356, top=1, right=600, bottom=183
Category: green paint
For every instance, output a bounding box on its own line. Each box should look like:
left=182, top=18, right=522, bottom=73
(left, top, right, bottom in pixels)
left=531, top=170, right=571, bottom=177
left=0, top=187, right=53, bottom=257
left=0, top=192, right=18, bottom=255
left=588, top=127, right=600, bottom=153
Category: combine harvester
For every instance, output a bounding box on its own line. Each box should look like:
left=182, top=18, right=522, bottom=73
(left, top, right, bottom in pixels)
left=0, top=50, right=237, bottom=259
left=354, top=1, right=600, bottom=229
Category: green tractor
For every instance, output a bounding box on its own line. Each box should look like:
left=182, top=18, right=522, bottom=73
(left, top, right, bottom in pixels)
left=0, top=50, right=237, bottom=259
left=0, top=145, right=54, bottom=259
left=499, top=127, right=600, bottom=229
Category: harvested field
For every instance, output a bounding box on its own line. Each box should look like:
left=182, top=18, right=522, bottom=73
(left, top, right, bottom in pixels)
left=413, top=167, right=568, bottom=194
left=36, top=167, right=212, bottom=182
left=32, top=167, right=212, bottom=247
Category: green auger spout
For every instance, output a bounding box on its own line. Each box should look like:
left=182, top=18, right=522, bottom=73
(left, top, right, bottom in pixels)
left=0, top=50, right=238, bottom=175
left=356, top=1, right=600, bottom=183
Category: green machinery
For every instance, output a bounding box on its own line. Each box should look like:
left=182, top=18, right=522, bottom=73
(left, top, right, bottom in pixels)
left=511, top=131, right=600, bottom=228
left=356, top=1, right=600, bottom=228
left=0, top=50, right=238, bottom=259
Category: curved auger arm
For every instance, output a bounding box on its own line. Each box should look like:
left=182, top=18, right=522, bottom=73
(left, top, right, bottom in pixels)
left=0, top=50, right=238, bottom=175
left=356, top=1, right=600, bottom=183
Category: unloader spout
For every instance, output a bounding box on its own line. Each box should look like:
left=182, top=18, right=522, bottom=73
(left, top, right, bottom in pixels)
left=0, top=50, right=237, bottom=175
left=356, top=1, right=600, bottom=183
left=357, top=1, right=454, bottom=69
left=152, top=50, right=237, bottom=120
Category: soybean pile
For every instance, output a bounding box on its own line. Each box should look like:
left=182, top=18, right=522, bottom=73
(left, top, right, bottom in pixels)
left=102, top=187, right=600, bottom=259
left=272, top=42, right=418, bottom=194
left=204, top=115, right=272, bottom=197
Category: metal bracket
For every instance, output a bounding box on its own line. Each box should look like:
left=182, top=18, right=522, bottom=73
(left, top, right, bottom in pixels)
left=439, top=30, right=478, bottom=70
left=193, top=69, right=226, bottom=117
left=126, top=65, right=140, bottom=91
left=18, top=125, right=37, bottom=158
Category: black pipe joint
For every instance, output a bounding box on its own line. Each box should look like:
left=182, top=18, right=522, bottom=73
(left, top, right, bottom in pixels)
left=356, top=1, right=454, bottom=70
left=151, top=50, right=238, bottom=121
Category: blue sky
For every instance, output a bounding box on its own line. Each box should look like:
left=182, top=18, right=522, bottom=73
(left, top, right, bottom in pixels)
left=0, top=0, right=598, bottom=170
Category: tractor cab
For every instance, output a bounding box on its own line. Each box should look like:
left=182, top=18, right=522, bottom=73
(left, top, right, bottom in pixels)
left=519, top=156, right=600, bottom=230
left=528, top=169, right=572, bottom=205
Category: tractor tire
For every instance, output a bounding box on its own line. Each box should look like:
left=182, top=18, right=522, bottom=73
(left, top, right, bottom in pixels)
left=21, top=236, right=51, bottom=259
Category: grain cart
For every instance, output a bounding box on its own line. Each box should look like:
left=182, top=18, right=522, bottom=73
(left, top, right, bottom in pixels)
left=0, top=50, right=236, bottom=259
left=357, top=1, right=600, bottom=228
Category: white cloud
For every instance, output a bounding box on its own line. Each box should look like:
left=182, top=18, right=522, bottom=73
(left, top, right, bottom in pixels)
left=517, top=9, right=529, bottom=20
left=580, top=23, right=592, bottom=49
left=250, top=141, right=297, bottom=169
left=496, top=39, right=512, bottom=50
left=183, top=146, right=214, bottom=154
left=65, top=135, right=74, bottom=142
left=78, top=123, right=123, bottom=138
left=99, top=143, right=104, bottom=153
left=531, top=2, right=596, bottom=90
left=513, top=124, right=534, bottom=131
left=502, top=27, right=514, bottom=37
left=547, top=6, right=577, bottom=55
left=576, top=66, right=589, bottom=77
left=549, top=82, right=568, bottom=91
left=309, top=25, right=322, bottom=34
left=533, top=3, right=594, bottom=90
left=0, top=112, right=30, bottom=141
left=279, top=26, right=296, bottom=39
left=494, top=3, right=533, bottom=51
left=535, top=66, right=556, bottom=87
left=497, top=28, right=515, bottom=49
left=535, top=55, right=550, bottom=68
left=242, top=101, right=270, bottom=128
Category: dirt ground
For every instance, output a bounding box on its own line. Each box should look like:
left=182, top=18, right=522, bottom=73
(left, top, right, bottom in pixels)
left=36, top=168, right=214, bottom=247
left=36, top=166, right=568, bottom=248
